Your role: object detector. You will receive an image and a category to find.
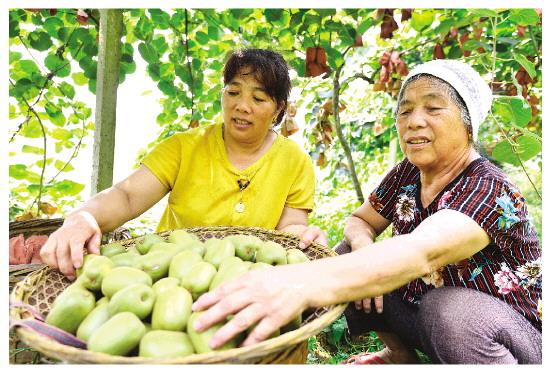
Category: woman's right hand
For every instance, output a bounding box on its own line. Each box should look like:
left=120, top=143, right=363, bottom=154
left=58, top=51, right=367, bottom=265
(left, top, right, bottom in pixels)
left=354, top=296, right=383, bottom=314
left=40, top=211, right=102, bottom=280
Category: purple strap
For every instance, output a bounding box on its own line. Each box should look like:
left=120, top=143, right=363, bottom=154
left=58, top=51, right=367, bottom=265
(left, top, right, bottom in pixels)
left=10, top=302, right=87, bottom=349
left=9, top=300, right=45, bottom=321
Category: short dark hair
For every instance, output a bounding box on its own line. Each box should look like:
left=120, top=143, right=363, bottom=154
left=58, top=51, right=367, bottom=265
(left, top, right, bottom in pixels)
left=396, top=74, right=473, bottom=142
left=223, top=49, right=291, bottom=125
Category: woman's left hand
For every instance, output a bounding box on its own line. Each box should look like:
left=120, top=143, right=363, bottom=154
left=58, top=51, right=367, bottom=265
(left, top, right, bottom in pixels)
left=297, top=225, right=328, bottom=249
left=191, top=265, right=311, bottom=348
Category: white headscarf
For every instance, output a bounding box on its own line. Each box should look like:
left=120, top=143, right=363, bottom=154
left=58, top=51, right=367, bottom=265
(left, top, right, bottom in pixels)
left=400, top=59, right=493, bottom=141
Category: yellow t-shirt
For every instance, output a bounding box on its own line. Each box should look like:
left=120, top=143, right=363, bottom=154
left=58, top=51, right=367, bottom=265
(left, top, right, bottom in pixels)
left=141, top=123, right=315, bottom=232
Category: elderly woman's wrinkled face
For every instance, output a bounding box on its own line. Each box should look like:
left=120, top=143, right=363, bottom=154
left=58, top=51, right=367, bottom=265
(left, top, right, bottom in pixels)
left=222, top=67, right=281, bottom=146
left=396, top=77, right=470, bottom=172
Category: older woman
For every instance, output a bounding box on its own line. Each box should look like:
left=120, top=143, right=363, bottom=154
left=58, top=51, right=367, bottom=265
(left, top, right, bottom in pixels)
left=41, top=48, right=326, bottom=280
left=192, top=59, right=541, bottom=364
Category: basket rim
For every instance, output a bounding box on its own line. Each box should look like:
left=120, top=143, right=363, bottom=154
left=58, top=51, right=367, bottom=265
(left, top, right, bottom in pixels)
left=10, top=226, right=346, bottom=363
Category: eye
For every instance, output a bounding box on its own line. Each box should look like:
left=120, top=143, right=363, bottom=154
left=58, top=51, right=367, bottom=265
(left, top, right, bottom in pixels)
left=253, top=96, right=266, bottom=103
left=427, top=107, right=442, bottom=113
left=398, top=109, right=411, bottom=116
left=226, top=90, right=239, bottom=96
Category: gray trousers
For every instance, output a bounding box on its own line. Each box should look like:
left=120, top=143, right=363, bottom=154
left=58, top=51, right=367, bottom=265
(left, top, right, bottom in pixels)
left=335, top=241, right=542, bottom=364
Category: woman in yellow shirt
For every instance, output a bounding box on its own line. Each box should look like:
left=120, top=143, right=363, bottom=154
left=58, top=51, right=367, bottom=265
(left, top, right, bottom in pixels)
left=41, top=48, right=327, bottom=280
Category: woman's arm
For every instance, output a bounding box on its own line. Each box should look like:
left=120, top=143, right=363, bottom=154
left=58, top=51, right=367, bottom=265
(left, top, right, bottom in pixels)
left=193, top=209, right=490, bottom=348
left=344, top=201, right=391, bottom=249
left=276, top=207, right=328, bottom=248
left=40, top=166, right=169, bottom=278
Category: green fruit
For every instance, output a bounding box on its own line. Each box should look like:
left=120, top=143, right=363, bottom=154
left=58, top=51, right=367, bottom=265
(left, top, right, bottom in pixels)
left=218, top=256, right=243, bottom=272
left=168, top=229, right=198, bottom=245
left=108, top=283, right=156, bottom=320
left=76, top=299, right=111, bottom=342
left=75, top=255, right=114, bottom=291
left=152, top=277, right=180, bottom=296
left=176, top=239, right=206, bottom=257
left=135, top=250, right=173, bottom=282
left=256, top=241, right=287, bottom=265
left=227, top=235, right=263, bottom=261
left=250, top=262, right=273, bottom=271
left=139, top=330, right=195, bottom=358
left=187, top=312, right=237, bottom=353
left=100, top=242, right=126, bottom=257
left=286, top=248, right=310, bottom=264
left=101, top=267, right=152, bottom=298
left=204, top=238, right=235, bottom=269
left=149, top=242, right=185, bottom=258
left=168, top=250, right=203, bottom=280
left=45, top=285, right=96, bottom=334
left=125, top=245, right=140, bottom=254
left=87, top=312, right=146, bottom=356
left=136, top=234, right=165, bottom=255
left=209, top=260, right=251, bottom=291
left=180, top=262, right=217, bottom=300
left=110, top=251, right=141, bottom=268
left=151, top=286, right=193, bottom=331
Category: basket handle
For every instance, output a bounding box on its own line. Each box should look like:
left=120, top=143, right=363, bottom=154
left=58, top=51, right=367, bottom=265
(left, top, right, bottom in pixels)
left=9, top=301, right=87, bottom=349
left=9, top=300, right=45, bottom=321
left=9, top=318, right=87, bottom=349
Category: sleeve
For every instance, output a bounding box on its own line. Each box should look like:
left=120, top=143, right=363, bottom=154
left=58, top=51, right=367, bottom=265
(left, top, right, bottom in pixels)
left=368, top=161, right=409, bottom=220
left=439, top=177, right=527, bottom=245
left=141, top=134, right=182, bottom=190
left=285, top=153, right=315, bottom=211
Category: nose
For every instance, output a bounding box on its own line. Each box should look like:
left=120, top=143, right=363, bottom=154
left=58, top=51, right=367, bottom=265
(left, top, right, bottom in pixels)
left=405, top=109, right=428, bottom=130
left=235, top=96, right=252, bottom=114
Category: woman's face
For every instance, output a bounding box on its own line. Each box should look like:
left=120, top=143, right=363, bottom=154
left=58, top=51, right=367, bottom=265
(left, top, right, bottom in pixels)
left=395, top=77, right=470, bottom=173
left=222, top=68, right=281, bottom=145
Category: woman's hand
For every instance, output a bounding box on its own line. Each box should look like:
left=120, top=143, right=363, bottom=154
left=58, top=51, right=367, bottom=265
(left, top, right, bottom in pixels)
left=192, top=265, right=311, bottom=349
left=297, top=225, right=328, bottom=249
left=40, top=211, right=102, bottom=280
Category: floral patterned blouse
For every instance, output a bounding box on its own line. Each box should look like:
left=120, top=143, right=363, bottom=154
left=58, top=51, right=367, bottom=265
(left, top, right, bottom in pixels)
left=369, top=157, right=541, bottom=330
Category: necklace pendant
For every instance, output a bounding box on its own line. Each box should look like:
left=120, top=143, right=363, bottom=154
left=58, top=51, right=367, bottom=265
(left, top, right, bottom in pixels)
left=235, top=201, right=246, bottom=213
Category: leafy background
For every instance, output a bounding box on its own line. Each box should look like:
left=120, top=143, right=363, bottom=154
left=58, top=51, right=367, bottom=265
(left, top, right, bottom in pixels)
left=8, top=8, right=542, bottom=363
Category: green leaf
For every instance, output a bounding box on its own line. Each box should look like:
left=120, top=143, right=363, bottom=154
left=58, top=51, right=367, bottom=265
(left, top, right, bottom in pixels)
left=17, top=60, right=41, bottom=75
left=158, top=80, right=176, bottom=96
left=411, top=10, right=434, bottom=32
left=493, top=97, right=532, bottom=127
left=513, top=53, right=536, bottom=80
left=72, top=72, right=88, bottom=86
left=149, top=9, right=171, bottom=29
left=42, top=17, right=64, bottom=38
left=50, top=128, right=72, bottom=140
left=468, top=9, right=500, bottom=18
left=195, top=31, right=209, bottom=45
left=509, top=9, right=540, bottom=26
left=492, top=135, right=541, bottom=166
left=134, top=16, right=154, bottom=41
left=22, top=145, right=43, bottom=154
left=138, top=42, right=159, bottom=64
left=10, top=164, right=41, bottom=183
left=55, top=160, right=74, bottom=172
left=265, top=9, right=284, bottom=22
left=50, top=180, right=85, bottom=196
left=20, top=119, right=43, bottom=138
left=9, top=51, right=22, bottom=64
left=44, top=54, right=71, bottom=77
left=28, top=31, right=53, bottom=51
left=58, top=82, right=75, bottom=99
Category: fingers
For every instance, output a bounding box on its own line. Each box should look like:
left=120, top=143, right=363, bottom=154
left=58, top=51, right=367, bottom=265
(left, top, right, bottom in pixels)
left=354, top=299, right=363, bottom=310
left=40, top=235, right=59, bottom=270
left=241, top=316, right=281, bottom=347
left=87, top=231, right=102, bottom=255
left=56, top=239, right=75, bottom=280
left=209, top=304, right=263, bottom=349
left=298, top=227, right=327, bottom=249
left=70, top=237, right=86, bottom=270
left=193, top=279, right=246, bottom=313
left=362, top=298, right=372, bottom=313
left=374, top=296, right=383, bottom=314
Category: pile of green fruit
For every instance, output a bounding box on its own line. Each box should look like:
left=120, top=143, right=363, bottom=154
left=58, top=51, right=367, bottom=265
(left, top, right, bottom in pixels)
left=44, top=230, right=310, bottom=358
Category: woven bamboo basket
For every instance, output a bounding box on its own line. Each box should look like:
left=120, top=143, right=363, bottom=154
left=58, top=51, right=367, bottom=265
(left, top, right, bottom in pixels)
left=10, top=226, right=346, bottom=364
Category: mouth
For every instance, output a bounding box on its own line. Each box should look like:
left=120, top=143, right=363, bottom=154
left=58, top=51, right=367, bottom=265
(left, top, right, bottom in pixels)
left=405, top=136, right=431, bottom=148
left=232, top=117, right=253, bottom=128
